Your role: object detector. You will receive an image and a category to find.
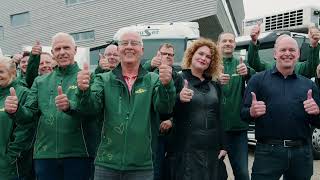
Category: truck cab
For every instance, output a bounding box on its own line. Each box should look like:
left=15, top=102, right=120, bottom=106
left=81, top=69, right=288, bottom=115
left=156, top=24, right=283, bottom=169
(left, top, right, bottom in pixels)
left=113, top=22, right=200, bottom=67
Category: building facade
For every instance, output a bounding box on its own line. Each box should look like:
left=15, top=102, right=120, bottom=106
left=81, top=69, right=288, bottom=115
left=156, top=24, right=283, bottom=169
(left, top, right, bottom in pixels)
left=0, top=0, right=244, bottom=64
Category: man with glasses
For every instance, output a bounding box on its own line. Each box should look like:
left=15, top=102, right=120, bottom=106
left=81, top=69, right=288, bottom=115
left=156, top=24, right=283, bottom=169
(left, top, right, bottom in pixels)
left=77, top=31, right=176, bottom=180
left=95, top=41, right=120, bottom=74
left=143, top=43, right=183, bottom=180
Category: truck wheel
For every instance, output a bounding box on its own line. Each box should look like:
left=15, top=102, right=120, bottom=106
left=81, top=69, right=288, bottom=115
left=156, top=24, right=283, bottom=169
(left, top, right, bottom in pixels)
left=312, top=127, right=320, bottom=160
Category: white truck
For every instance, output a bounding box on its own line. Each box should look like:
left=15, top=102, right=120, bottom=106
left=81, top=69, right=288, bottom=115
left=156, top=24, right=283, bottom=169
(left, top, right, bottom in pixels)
left=113, top=22, right=200, bottom=67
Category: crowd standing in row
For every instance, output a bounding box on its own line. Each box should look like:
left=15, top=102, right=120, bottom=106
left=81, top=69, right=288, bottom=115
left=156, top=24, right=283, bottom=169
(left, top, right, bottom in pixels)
left=0, top=24, right=320, bottom=180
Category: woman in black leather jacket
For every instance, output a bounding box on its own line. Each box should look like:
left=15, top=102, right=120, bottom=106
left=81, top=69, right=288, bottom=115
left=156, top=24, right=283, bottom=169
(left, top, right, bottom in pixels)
left=168, top=38, right=227, bottom=180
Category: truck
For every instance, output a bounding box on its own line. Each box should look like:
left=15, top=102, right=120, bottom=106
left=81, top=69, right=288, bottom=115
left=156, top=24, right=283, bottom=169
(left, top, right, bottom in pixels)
left=112, top=22, right=200, bottom=67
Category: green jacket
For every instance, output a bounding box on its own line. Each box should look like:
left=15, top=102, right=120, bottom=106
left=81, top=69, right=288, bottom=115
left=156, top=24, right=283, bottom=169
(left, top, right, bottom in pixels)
left=248, top=42, right=320, bottom=78
left=94, top=65, right=110, bottom=74
left=76, top=65, right=176, bottom=171
left=0, top=80, right=31, bottom=179
left=16, top=72, right=27, bottom=87
left=221, top=57, right=255, bottom=131
left=15, top=63, right=99, bottom=159
left=25, top=53, right=41, bottom=88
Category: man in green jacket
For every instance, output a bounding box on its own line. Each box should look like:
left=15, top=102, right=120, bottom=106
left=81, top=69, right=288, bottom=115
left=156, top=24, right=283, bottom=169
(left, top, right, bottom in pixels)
left=76, top=31, right=176, bottom=180
left=218, top=32, right=255, bottom=180
left=94, top=41, right=120, bottom=74
left=248, top=25, right=320, bottom=77
left=5, top=32, right=98, bottom=180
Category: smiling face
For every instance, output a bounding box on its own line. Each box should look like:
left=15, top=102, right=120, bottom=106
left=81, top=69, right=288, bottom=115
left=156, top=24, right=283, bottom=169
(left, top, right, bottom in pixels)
left=118, top=32, right=143, bottom=65
left=19, top=56, right=29, bottom=74
left=274, top=36, right=299, bottom=71
left=104, top=44, right=120, bottom=67
left=39, top=53, right=53, bottom=75
left=0, top=60, right=15, bottom=88
left=218, top=33, right=236, bottom=57
left=191, top=45, right=212, bottom=73
left=51, top=33, right=77, bottom=68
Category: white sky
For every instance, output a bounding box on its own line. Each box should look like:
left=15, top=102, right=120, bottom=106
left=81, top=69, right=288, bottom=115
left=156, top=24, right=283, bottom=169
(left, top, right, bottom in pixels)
left=244, top=0, right=320, bottom=19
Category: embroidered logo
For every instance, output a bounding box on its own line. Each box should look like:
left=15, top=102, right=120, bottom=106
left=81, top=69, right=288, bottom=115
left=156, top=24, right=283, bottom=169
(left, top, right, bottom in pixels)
left=68, top=85, right=77, bottom=90
left=135, top=88, right=146, bottom=94
left=0, top=108, right=4, bottom=112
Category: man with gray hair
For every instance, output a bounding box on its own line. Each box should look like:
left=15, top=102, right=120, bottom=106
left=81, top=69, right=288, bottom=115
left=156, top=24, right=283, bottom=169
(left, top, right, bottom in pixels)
left=241, top=34, right=320, bottom=179
left=76, top=31, right=176, bottom=180
left=5, top=32, right=99, bottom=179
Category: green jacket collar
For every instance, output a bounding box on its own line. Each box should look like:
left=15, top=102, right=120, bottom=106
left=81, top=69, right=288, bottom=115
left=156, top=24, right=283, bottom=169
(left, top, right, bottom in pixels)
left=112, top=63, right=148, bottom=81
left=55, top=63, right=80, bottom=76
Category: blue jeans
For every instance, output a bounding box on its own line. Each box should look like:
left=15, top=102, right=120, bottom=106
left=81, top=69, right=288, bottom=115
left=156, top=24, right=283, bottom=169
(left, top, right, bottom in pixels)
left=252, top=143, right=313, bottom=180
left=226, top=130, right=249, bottom=180
left=34, top=158, right=94, bottom=180
left=94, top=165, right=153, bottom=180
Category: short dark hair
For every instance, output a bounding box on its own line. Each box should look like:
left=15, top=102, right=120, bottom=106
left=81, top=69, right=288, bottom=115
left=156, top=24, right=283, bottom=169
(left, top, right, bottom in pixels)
left=22, top=51, right=30, bottom=58
left=158, top=43, right=174, bottom=51
left=106, top=40, right=118, bottom=47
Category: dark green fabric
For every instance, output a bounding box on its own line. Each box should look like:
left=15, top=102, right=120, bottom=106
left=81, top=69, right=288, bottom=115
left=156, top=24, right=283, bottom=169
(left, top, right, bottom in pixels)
left=0, top=80, right=31, bottom=179
left=76, top=64, right=176, bottom=171
left=25, top=53, right=41, bottom=88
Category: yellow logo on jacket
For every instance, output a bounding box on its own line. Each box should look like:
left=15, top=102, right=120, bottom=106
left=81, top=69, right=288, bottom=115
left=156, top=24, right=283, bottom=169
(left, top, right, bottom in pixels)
left=135, top=88, right=146, bottom=94
left=68, top=85, right=77, bottom=90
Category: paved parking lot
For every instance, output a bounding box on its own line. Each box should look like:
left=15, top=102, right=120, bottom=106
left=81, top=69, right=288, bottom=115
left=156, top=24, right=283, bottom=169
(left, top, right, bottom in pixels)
left=224, top=146, right=320, bottom=180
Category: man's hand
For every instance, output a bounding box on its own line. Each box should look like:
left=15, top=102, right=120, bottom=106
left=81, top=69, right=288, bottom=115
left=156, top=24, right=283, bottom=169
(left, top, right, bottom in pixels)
left=179, top=80, right=194, bottom=103
left=99, top=54, right=112, bottom=70
left=218, top=150, right=227, bottom=159
left=158, top=58, right=172, bottom=85
left=77, top=63, right=91, bottom=91
left=151, top=51, right=162, bottom=68
left=160, top=120, right=173, bottom=133
left=55, top=86, right=70, bottom=111
left=250, top=92, right=266, bottom=118
left=31, top=41, right=42, bottom=55
left=219, top=73, right=230, bottom=85
left=304, top=89, right=320, bottom=115
left=308, top=26, right=320, bottom=48
left=5, top=87, right=19, bottom=114
left=236, top=57, right=248, bottom=76
left=250, top=23, right=261, bottom=45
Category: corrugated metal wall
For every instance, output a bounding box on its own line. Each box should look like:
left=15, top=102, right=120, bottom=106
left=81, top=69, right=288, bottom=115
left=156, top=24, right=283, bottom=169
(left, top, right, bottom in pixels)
left=0, top=0, right=242, bottom=55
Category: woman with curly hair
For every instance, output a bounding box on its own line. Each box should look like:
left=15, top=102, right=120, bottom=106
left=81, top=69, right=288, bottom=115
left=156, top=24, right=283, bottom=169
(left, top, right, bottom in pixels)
left=167, top=38, right=228, bottom=180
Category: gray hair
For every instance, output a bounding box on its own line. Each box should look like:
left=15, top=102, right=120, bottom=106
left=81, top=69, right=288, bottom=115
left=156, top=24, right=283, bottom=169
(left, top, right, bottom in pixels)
left=0, top=56, right=17, bottom=83
left=51, top=32, right=76, bottom=47
left=274, top=34, right=298, bottom=49
left=119, top=31, right=144, bottom=46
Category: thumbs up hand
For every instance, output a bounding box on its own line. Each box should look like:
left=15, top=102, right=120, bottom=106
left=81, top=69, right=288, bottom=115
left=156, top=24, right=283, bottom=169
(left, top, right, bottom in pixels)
left=55, top=86, right=70, bottom=111
left=250, top=22, right=261, bottom=45
left=77, top=63, right=91, bottom=91
left=151, top=51, right=162, bottom=68
left=249, top=92, right=266, bottom=118
left=158, top=58, right=172, bottom=86
left=303, top=89, right=320, bottom=115
left=32, top=40, right=42, bottom=55
left=5, top=87, right=19, bottom=114
left=236, top=57, right=248, bottom=76
left=179, top=80, right=194, bottom=103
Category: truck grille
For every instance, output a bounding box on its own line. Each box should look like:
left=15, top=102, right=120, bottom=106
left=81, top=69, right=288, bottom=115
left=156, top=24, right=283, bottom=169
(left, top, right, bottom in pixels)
left=265, top=9, right=303, bottom=31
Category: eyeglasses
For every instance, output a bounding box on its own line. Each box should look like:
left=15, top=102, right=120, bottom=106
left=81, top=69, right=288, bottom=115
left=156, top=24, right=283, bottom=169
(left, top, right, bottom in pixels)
left=160, top=51, right=174, bottom=57
left=118, top=40, right=141, bottom=47
left=104, top=53, right=119, bottom=57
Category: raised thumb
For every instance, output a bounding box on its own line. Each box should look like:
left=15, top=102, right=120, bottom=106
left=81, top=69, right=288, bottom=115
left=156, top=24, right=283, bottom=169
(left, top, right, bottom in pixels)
left=240, top=57, right=244, bottom=64
left=307, top=89, right=312, bottom=100
left=83, top=62, right=89, bottom=71
left=10, top=87, right=16, bottom=96
left=251, top=92, right=257, bottom=102
left=184, top=79, right=189, bottom=88
left=57, top=86, right=63, bottom=95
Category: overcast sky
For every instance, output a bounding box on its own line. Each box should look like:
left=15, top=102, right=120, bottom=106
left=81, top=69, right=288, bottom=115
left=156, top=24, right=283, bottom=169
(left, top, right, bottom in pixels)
left=243, top=0, right=320, bottom=19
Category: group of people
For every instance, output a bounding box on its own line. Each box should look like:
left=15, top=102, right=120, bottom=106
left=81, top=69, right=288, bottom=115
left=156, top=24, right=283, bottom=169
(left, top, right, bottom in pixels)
left=0, top=23, right=320, bottom=180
